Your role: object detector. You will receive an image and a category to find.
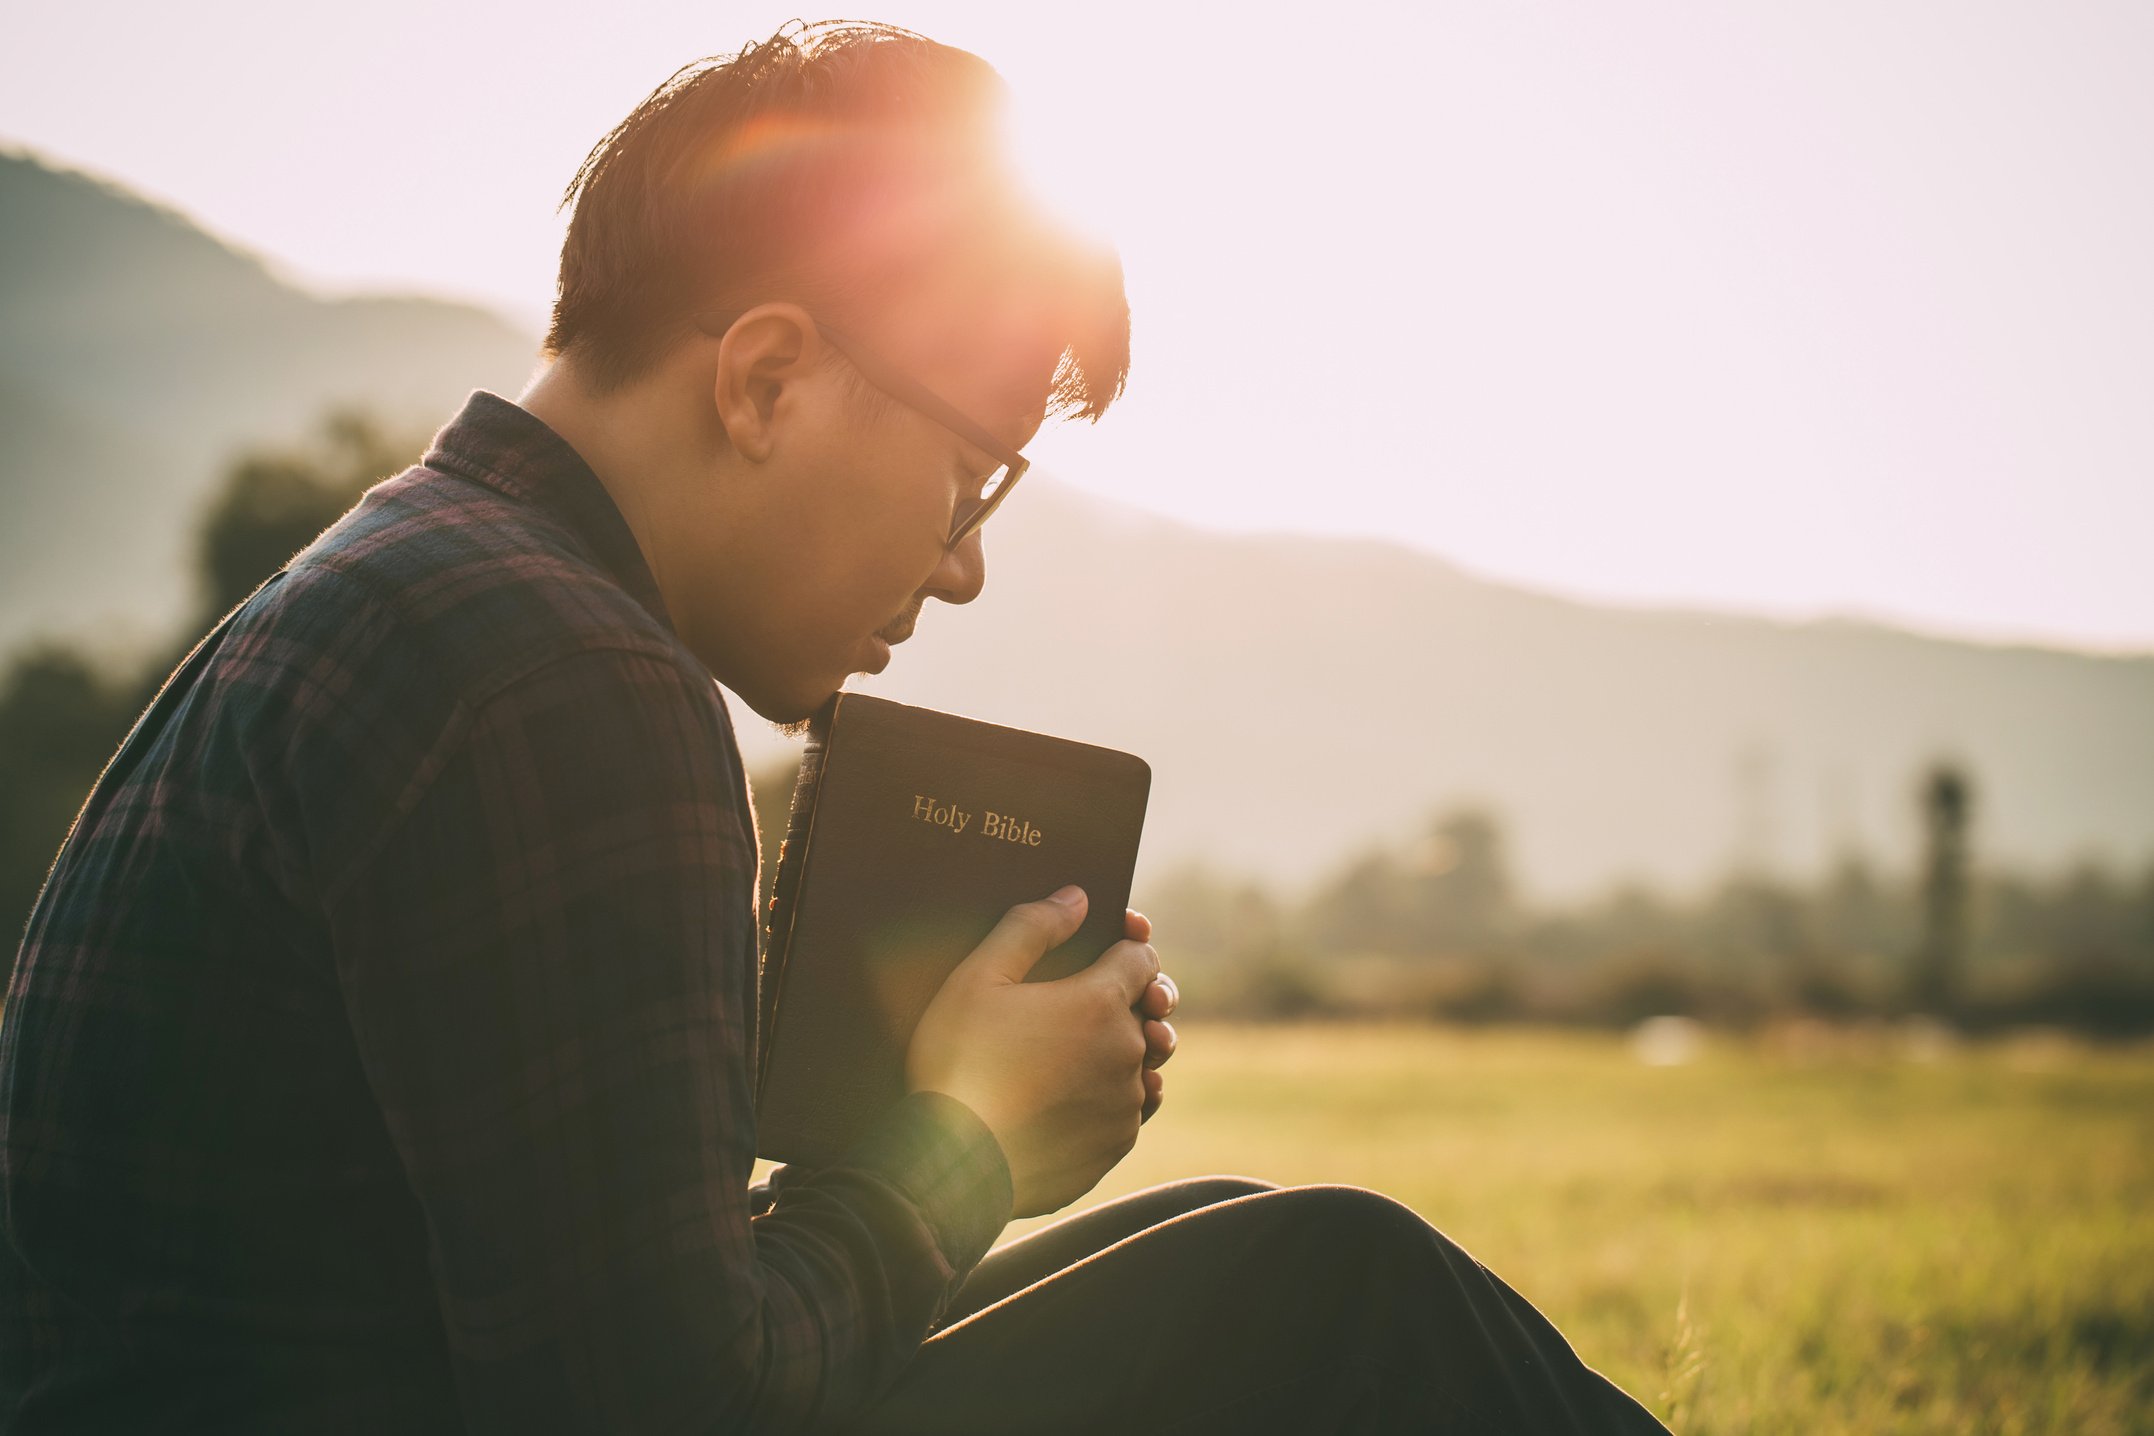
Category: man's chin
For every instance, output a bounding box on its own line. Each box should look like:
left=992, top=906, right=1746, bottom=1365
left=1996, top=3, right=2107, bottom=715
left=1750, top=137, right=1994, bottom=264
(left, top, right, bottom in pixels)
left=727, top=626, right=903, bottom=731
left=744, top=670, right=858, bottom=735
left=751, top=691, right=831, bottom=733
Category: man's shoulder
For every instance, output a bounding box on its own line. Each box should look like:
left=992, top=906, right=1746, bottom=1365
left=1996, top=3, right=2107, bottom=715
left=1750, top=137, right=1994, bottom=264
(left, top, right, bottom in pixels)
left=185, top=463, right=730, bottom=896
left=273, top=463, right=687, bottom=703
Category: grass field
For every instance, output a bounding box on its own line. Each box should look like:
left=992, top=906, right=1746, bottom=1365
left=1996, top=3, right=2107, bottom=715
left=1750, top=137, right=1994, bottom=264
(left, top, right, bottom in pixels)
left=996, top=1024, right=2154, bottom=1435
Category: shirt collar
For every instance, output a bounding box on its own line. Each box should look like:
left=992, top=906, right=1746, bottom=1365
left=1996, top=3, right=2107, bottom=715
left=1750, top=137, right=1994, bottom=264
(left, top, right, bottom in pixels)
left=420, top=390, right=674, bottom=633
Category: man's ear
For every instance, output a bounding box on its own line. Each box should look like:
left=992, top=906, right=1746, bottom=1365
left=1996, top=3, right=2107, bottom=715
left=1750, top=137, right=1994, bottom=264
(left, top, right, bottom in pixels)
left=712, top=303, right=818, bottom=463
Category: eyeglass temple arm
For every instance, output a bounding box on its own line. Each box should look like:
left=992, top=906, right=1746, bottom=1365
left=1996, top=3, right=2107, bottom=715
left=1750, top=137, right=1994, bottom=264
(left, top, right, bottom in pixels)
left=693, top=310, right=1029, bottom=473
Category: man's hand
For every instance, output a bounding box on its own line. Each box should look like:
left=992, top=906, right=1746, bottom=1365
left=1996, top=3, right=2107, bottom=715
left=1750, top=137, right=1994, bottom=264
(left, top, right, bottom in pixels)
left=906, top=886, right=1160, bottom=1217
left=1128, top=908, right=1179, bottom=1123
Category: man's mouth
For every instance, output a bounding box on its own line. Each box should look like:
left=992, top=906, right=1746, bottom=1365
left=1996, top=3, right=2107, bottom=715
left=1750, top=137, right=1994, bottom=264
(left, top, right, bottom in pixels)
left=878, top=604, right=923, bottom=647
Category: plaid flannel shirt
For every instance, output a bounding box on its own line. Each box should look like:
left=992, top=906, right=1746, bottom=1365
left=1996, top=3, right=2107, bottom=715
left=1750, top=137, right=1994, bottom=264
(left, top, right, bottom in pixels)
left=0, top=391, right=1012, bottom=1433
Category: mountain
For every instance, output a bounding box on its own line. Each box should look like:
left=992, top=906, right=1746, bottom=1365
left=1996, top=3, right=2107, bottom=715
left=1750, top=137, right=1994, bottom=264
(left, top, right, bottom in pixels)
left=0, top=149, right=539, bottom=654
left=6, top=149, right=2150, bottom=899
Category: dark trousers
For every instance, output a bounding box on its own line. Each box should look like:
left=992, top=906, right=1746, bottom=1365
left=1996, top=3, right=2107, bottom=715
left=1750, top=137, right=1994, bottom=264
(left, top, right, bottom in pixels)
left=849, top=1178, right=1671, bottom=1435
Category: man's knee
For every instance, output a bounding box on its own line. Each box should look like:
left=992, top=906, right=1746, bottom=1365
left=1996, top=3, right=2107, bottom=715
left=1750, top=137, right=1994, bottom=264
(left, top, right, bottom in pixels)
left=1175, top=1174, right=1279, bottom=1207
left=1254, top=1182, right=1433, bottom=1242
left=1227, top=1183, right=1484, bottom=1287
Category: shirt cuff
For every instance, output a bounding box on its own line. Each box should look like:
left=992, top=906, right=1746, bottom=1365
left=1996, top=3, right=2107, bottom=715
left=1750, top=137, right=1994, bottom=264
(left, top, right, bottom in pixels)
left=843, top=1090, right=1013, bottom=1279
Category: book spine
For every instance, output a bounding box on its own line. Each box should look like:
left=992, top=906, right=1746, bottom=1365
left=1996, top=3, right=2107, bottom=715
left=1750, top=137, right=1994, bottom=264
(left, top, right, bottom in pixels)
left=755, top=699, right=838, bottom=1096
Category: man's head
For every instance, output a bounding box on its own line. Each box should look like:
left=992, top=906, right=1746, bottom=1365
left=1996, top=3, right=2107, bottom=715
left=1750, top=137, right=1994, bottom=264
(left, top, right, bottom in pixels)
left=528, top=21, right=1129, bottom=727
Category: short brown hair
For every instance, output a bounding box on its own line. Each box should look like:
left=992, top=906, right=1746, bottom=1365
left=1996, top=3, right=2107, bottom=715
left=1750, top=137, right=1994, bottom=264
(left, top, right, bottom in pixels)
left=545, top=21, right=1129, bottom=421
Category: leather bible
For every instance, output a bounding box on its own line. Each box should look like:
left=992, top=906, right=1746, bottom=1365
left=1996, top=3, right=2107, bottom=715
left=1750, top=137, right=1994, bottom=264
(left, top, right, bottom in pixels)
left=755, top=692, right=1152, bottom=1166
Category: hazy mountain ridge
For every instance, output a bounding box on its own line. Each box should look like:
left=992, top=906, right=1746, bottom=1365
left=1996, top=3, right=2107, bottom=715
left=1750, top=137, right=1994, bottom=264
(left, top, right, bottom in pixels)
left=6, top=148, right=2149, bottom=898
left=0, top=149, right=540, bottom=652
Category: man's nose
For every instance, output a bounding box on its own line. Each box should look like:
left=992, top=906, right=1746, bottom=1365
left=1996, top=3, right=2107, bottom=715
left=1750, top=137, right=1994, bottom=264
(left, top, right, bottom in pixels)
left=922, top=530, right=986, bottom=607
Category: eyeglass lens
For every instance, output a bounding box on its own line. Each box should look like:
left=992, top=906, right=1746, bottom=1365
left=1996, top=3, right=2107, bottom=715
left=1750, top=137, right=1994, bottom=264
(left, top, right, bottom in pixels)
left=950, top=464, right=1016, bottom=545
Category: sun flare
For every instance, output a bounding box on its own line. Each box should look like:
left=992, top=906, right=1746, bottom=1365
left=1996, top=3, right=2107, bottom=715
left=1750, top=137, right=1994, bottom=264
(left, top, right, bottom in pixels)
left=1000, top=90, right=1126, bottom=253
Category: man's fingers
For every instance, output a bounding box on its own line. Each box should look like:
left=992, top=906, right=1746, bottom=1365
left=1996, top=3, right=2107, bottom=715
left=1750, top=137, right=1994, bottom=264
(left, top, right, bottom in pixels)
left=1139, top=973, right=1178, bottom=1020
left=954, top=886, right=1089, bottom=985
left=1124, top=908, right=1152, bottom=943
left=1087, top=938, right=1160, bottom=1007
left=1140, top=1067, right=1164, bottom=1122
left=1142, top=1018, right=1176, bottom=1070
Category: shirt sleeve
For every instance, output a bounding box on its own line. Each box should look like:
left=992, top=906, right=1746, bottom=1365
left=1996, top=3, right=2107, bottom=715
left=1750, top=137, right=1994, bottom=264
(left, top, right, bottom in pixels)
left=319, top=645, right=1012, bottom=1434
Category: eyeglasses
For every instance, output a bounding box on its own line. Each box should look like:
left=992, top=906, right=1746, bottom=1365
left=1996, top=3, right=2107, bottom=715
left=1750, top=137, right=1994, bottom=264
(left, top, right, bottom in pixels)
left=693, top=311, right=1032, bottom=550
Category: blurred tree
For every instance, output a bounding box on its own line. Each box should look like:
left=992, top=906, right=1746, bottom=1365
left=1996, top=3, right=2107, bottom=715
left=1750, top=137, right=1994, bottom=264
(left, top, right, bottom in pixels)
left=2134, top=862, right=2154, bottom=967
left=0, top=646, right=138, bottom=932
left=1298, top=805, right=1518, bottom=959
left=1813, top=849, right=1893, bottom=967
left=2048, top=859, right=2132, bottom=966
left=1782, top=849, right=1892, bottom=1014
left=1297, top=848, right=1408, bottom=956
left=1522, top=881, right=1682, bottom=968
left=1231, top=955, right=1333, bottom=1020
left=1699, top=872, right=1811, bottom=971
left=1583, top=951, right=1710, bottom=1026
left=1910, top=762, right=1974, bottom=1015
left=1400, top=807, right=1516, bottom=955
left=1138, top=860, right=1288, bottom=968
left=193, top=410, right=407, bottom=629
left=1809, top=848, right=1912, bottom=981
left=1, top=408, right=417, bottom=944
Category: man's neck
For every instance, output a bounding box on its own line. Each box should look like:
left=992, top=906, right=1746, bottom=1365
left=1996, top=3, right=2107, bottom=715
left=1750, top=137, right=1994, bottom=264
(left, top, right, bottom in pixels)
left=520, top=360, right=700, bottom=609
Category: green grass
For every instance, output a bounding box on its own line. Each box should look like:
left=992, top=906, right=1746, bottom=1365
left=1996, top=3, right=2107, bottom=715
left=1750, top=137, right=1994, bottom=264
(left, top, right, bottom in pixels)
left=999, top=1024, right=2154, bottom=1435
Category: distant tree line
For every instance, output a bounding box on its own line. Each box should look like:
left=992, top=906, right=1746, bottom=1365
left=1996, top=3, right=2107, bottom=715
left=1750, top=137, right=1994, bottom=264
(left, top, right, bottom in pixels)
left=7, top=410, right=2151, bottom=1036
left=1127, top=780, right=2154, bottom=1036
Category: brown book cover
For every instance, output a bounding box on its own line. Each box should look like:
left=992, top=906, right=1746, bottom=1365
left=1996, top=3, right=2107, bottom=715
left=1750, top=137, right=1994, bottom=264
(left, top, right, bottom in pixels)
left=755, top=692, right=1152, bottom=1166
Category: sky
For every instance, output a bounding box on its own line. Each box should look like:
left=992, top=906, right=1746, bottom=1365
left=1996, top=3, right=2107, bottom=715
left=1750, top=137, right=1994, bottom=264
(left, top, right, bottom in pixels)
left=6, top=0, right=2151, bottom=653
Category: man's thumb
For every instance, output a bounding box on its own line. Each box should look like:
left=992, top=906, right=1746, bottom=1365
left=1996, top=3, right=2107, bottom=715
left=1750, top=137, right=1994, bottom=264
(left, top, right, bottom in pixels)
left=954, top=886, right=1089, bottom=986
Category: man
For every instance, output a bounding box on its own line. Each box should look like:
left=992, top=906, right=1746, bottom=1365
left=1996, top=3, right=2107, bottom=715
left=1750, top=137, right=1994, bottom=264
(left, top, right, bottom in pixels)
left=0, top=22, right=1668, bottom=1434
